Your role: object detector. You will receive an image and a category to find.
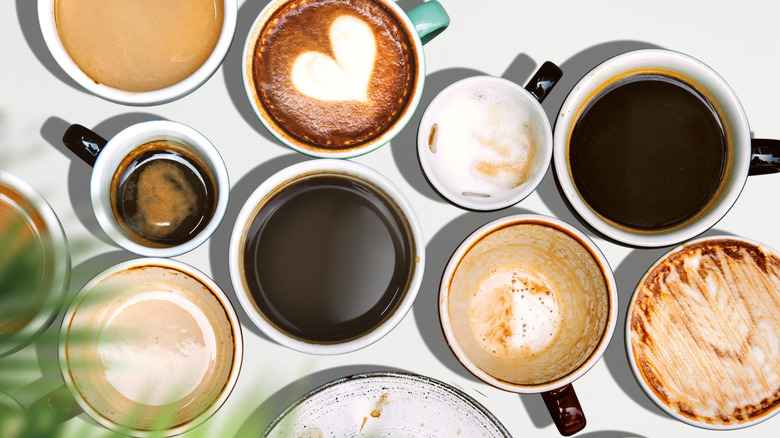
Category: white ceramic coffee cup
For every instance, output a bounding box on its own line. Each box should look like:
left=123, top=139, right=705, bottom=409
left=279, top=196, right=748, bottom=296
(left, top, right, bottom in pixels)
left=49, top=258, right=243, bottom=437
left=553, top=49, right=757, bottom=247
left=0, top=171, right=70, bottom=358
left=242, top=0, right=449, bottom=158
left=37, top=0, right=237, bottom=106
left=626, top=235, right=780, bottom=430
left=418, top=64, right=561, bottom=210
left=439, top=214, right=617, bottom=435
left=62, top=120, right=229, bottom=257
left=229, top=159, right=425, bottom=355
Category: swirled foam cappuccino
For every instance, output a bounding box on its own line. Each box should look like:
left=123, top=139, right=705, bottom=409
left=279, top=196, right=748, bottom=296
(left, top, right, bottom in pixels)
left=629, top=238, right=780, bottom=427
left=421, top=78, right=541, bottom=203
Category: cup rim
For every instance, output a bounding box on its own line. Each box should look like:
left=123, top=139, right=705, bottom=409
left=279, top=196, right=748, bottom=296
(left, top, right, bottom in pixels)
left=439, top=214, right=617, bottom=394
left=37, top=0, right=238, bottom=106
left=58, top=257, right=243, bottom=437
left=552, top=48, right=751, bottom=247
left=241, top=0, right=427, bottom=158
left=0, top=171, right=70, bottom=358
left=228, top=159, right=425, bottom=355
left=89, top=120, right=229, bottom=257
left=625, top=234, right=780, bottom=430
left=417, top=75, right=553, bottom=211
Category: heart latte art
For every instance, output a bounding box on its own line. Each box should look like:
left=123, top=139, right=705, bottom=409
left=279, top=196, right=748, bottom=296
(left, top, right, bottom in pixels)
left=291, top=16, right=376, bottom=102
left=251, top=0, right=418, bottom=151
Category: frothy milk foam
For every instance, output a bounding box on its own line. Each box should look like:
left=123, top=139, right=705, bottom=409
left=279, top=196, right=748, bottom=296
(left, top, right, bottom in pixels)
left=98, top=291, right=217, bottom=406
left=291, top=16, right=377, bottom=102
left=425, top=80, right=539, bottom=199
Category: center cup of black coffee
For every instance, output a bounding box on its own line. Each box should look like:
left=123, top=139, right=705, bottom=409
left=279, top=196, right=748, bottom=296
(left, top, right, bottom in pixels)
left=568, top=72, right=729, bottom=232
left=242, top=173, right=415, bottom=343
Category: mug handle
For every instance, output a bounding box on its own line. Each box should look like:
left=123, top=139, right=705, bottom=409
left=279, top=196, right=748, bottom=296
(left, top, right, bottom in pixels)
left=541, top=383, right=586, bottom=436
left=525, top=61, right=563, bottom=104
left=27, top=384, right=82, bottom=429
left=406, top=0, right=450, bottom=45
left=62, top=124, right=108, bottom=167
left=749, top=138, right=780, bottom=176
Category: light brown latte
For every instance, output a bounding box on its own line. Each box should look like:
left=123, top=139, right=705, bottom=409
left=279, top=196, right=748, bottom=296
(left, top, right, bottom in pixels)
left=55, top=0, right=224, bottom=92
left=250, top=0, right=418, bottom=151
left=630, top=238, right=780, bottom=426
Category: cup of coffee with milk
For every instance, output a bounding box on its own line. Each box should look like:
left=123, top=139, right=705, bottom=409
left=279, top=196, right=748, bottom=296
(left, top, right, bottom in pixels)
left=243, top=0, right=450, bottom=158
left=38, top=0, right=237, bottom=105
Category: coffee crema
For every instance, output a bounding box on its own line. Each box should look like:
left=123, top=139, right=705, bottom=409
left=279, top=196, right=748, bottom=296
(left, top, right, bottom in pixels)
left=568, top=71, right=729, bottom=233
left=241, top=173, right=415, bottom=344
left=55, top=0, right=224, bottom=92
left=630, top=239, right=780, bottom=426
left=251, top=0, right=418, bottom=150
left=110, top=140, right=217, bottom=248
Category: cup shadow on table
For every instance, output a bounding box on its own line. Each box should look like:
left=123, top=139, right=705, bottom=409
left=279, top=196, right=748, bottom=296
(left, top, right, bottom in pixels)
left=40, top=113, right=165, bottom=246
left=233, top=363, right=410, bottom=437
left=16, top=0, right=81, bottom=93
left=208, top=153, right=310, bottom=341
left=221, top=0, right=288, bottom=149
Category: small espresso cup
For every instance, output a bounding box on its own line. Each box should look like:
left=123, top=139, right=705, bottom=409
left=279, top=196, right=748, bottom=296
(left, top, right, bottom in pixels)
left=417, top=62, right=562, bottom=210
left=627, top=236, right=780, bottom=430
left=439, top=214, right=617, bottom=436
left=553, top=48, right=780, bottom=247
left=37, top=0, right=237, bottom=105
left=62, top=121, right=229, bottom=257
left=229, top=159, right=425, bottom=354
left=243, top=0, right=450, bottom=158
left=35, top=258, right=243, bottom=437
left=0, top=171, right=70, bottom=358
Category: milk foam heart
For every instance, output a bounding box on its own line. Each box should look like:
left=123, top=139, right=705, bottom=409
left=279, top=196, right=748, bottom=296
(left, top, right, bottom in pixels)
left=291, top=15, right=376, bottom=102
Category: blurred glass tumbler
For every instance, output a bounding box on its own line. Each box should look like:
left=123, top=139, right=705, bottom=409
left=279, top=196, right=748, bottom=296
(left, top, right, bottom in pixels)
left=0, top=171, right=70, bottom=358
left=417, top=63, right=562, bottom=210
left=38, top=0, right=237, bottom=105
left=439, top=214, right=617, bottom=436
left=243, top=0, right=450, bottom=158
left=62, top=121, right=229, bottom=257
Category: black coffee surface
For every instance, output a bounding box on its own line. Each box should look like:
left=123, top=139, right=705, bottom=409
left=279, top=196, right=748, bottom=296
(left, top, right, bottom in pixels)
left=243, top=175, right=413, bottom=343
left=112, top=140, right=216, bottom=248
left=569, top=74, right=727, bottom=231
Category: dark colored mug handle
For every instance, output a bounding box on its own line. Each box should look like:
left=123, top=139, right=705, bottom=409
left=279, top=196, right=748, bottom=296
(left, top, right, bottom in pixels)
left=525, top=61, right=563, bottom=104
left=62, top=124, right=108, bottom=168
left=750, top=138, right=780, bottom=176
left=541, top=383, right=586, bottom=436
left=27, top=384, right=82, bottom=429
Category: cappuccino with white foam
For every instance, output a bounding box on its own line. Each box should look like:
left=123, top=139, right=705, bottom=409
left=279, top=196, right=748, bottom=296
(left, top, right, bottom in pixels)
left=62, top=262, right=240, bottom=433
left=249, top=0, right=418, bottom=152
left=629, top=238, right=780, bottom=427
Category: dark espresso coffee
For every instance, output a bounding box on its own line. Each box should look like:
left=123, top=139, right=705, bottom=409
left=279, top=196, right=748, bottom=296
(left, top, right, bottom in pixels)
left=251, top=0, right=418, bottom=150
left=568, top=73, right=728, bottom=232
left=242, top=174, right=414, bottom=343
left=111, top=140, right=216, bottom=248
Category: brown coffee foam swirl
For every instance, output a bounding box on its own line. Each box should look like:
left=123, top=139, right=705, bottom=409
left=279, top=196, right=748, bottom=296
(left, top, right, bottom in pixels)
left=630, top=239, right=780, bottom=425
left=252, top=0, right=417, bottom=150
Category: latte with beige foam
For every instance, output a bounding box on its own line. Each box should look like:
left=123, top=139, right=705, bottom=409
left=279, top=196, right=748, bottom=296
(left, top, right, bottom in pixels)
left=62, top=263, right=239, bottom=432
left=249, top=0, right=418, bottom=151
left=629, top=238, right=780, bottom=427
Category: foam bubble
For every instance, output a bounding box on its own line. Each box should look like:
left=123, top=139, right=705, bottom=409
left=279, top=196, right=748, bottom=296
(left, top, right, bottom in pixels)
left=426, top=80, right=540, bottom=200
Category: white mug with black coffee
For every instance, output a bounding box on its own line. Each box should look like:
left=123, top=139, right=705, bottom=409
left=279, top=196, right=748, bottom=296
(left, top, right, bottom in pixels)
left=553, top=49, right=780, bottom=247
left=62, top=121, right=229, bottom=257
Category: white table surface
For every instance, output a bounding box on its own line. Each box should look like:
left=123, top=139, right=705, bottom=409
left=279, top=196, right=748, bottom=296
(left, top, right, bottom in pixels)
left=3, top=0, right=780, bottom=437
